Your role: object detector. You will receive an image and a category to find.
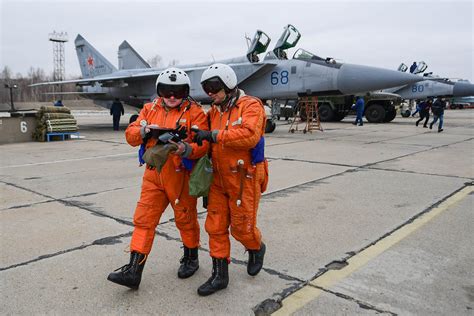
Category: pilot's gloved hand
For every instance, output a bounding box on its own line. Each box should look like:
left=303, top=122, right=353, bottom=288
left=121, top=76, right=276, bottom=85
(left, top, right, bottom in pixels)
left=192, top=128, right=215, bottom=146
left=168, top=140, right=192, bottom=157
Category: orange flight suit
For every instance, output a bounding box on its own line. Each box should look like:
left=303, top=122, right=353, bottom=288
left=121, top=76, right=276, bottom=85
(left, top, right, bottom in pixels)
left=205, top=92, right=268, bottom=259
left=125, top=98, right=208, bottom=255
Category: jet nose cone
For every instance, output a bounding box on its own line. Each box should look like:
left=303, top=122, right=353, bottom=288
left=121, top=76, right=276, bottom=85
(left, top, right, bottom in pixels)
left=453, top=81, right=474, bottom=97
left=337, top=64, right=421, bottom=94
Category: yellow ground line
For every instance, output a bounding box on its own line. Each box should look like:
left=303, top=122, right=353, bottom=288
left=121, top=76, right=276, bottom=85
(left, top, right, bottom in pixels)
left=274, top=185, right=473, bottom=315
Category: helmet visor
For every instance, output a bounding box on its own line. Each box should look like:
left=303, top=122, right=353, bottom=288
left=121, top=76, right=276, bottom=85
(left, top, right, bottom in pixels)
left=157, top=83, right=189, bottom=99
left=201, top=77, right=226, bottom=94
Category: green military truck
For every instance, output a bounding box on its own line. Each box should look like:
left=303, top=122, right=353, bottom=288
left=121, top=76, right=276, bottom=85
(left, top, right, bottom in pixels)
left=275, top=92, right=401, bottom=123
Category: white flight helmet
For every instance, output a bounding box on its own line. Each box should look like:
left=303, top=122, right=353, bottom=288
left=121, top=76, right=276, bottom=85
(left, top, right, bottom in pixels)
left=201, top=63, right=237, bottom=92
left=156, top=67, right=190, bottom=99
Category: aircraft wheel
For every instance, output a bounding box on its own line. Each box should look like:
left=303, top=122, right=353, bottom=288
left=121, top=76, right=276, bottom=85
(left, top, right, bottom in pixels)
left=401, top=109, right=411, bottom=118
left=365, top=104, right=385, bottom=123
left=129, top=114, right=139, bottom=124
left=265, top=119, right=276, bottom=133
left=303, top=129, right=307, bottom=134
left=459, top=104, right=464, bottom=109
left=290, top=129, right=295, bottom=133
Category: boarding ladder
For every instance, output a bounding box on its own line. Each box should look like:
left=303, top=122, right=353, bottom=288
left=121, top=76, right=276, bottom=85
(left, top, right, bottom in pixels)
left=289, top=96, right=323, bottom=133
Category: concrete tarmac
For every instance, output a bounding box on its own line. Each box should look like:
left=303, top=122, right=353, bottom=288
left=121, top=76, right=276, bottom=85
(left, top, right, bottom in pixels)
left=1, top=109, right=473, bottom=315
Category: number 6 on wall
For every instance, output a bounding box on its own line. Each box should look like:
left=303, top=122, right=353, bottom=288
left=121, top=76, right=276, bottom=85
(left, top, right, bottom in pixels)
left=20, top=121, right=28, bottom=133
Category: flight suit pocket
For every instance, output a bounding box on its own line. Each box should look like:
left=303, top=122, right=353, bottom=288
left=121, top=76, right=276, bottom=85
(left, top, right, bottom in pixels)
left=230, top=213, right=254, bottom=242
left=174, top=207, right=193, bottom=231
left=205, top=208, right=228, bottom=235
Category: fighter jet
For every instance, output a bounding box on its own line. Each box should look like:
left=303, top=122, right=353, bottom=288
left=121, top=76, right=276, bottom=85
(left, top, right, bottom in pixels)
left=31, top=25, right=422, bottom=108
left=387, top=62, right=474, bottom=100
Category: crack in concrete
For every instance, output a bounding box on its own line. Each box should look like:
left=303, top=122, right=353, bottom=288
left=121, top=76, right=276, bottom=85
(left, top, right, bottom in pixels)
left=311, top=285, right=398, bottom=315
left=0, top=232, right=132, bottom=272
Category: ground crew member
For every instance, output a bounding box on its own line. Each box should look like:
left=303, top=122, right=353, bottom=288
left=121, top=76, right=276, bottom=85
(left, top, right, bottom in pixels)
left=192, top=63, right=269, bottom=296
left=352, top=96, right=365, bottom=126
left=415, top=99, right=431, bottom=127
left=430, top=97, right=446, bottom=132
left=107, top=67, right=209, bottom=289
left=110, top=98, right=125, bottom=131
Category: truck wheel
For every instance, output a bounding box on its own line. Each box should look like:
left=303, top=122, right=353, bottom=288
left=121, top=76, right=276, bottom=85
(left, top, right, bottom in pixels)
left=459, top=104, right=464, bottom=109
left=365, top=104, right=385, bottom=123
left=318, top=104, right=335, bottom=122
left=129, top=114, right=139, bottom=124
left=384, top=109, right=397, bottom=122
left=265, top=119, right=276, bottom=133
left=333, top=112, right=345, bottom=121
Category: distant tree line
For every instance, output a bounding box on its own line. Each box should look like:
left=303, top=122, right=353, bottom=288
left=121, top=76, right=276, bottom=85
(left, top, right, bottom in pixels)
left=0, top=66, right=81, bottom=105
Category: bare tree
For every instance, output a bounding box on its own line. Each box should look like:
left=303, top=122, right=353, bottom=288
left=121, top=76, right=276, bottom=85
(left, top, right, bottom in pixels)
left=168, top=59, right=180, bottom=66
left=147, top=54, right=163, bottom=68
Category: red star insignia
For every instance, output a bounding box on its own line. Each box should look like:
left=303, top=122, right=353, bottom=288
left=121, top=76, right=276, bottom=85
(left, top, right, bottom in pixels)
left=87, top=56, right=94, bottom=67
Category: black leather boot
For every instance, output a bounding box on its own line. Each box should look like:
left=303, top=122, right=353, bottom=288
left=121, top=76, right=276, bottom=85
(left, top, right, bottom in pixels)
left=178, top=246, right=199, bottom=279
left=197, top=258, right=229, bottom=296
left=247, top=242, right=266, bottom=276
left=107, top=252, right=147, bottom=289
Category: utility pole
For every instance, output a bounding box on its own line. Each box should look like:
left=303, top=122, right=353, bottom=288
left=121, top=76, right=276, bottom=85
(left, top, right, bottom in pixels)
left=4, top=83, right=18, bottom=112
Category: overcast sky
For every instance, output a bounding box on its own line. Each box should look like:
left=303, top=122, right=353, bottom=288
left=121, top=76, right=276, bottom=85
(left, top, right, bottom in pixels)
left=1, top=0, right=473, bottom=81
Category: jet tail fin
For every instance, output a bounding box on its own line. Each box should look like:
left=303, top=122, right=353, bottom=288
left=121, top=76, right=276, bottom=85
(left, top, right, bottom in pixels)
left=75, top=34, right=117, bottom=78
left=118, top=40, right=151, bottom=69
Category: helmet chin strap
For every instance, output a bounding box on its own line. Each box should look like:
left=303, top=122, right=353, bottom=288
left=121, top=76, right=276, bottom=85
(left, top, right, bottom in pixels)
left=217, top=88, right=238, bottom=110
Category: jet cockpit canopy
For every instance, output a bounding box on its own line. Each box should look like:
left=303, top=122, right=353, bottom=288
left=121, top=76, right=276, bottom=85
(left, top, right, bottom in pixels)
left=397, top=63, right=408, bottom=72
left=246, top=30, right=271, bottom=63
left=293, top=48, right=325, bottom=61
left=414, top=61, right=428, bottom=74
left=272, top=24, right=301, bottom=60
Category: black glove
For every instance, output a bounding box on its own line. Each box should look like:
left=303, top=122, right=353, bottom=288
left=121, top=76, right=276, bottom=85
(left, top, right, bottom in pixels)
left=192, top=128, right=213, bottom=146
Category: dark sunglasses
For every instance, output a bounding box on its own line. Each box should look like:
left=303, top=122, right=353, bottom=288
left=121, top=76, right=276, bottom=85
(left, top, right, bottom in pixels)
left=201, top=78, right=226, bottom=94
left=157, top=84, right=189, bottom=99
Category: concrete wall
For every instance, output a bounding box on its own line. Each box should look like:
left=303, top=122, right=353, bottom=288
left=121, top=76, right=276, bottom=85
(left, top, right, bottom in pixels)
left=0, top=112, right=37, bottom=144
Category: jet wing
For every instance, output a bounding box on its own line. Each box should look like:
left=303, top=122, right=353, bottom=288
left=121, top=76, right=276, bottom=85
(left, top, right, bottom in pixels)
left=232, top=62, right=277, bottom=84
left=30, top=61, right=276, bottom=88
left=41, top=91, right=108, bottom=96
left=29, top=70, right=163, bottom=87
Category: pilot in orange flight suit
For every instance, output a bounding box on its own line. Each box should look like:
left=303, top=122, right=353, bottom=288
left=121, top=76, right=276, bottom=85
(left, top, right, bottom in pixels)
left=107, top=67, right=208, bottom=289
left=192, top=63, right=268, bottom=296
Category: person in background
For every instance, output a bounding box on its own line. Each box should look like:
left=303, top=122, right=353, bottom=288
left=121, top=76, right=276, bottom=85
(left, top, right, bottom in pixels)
left=415, top=99, right=432, bottom=128
left=430, top=97, right=446, bottom=132
left=411, top=100, right=421, bottom=117
left=54, top=100, right=63, bottom=107
left=110, top=98, right=125, bottom=131
left=409, top=61, right=417, bottom=74
left=352, top=96, right=365, bottom=126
